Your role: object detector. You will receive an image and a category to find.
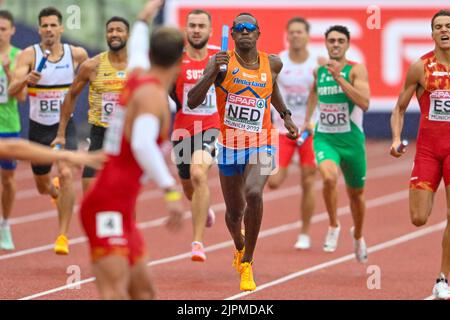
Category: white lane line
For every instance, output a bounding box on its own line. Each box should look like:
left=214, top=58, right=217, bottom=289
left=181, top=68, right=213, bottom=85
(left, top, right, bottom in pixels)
left=2, top=160, right=410, bottom=261
left=19, top=188, right=409, bottom=300
left=225, top=221, right=446, bottom=300
left=9, top=176, right=222, bottom=226
left=12, top=143, right=392, bottom=200
left=9, top=156, right=411, bottom=227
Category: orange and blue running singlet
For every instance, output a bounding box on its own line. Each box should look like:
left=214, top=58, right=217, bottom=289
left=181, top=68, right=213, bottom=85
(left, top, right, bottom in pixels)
left=215, top=51, right=274, bottom=149
left=215, top=51, right=276, bottom=176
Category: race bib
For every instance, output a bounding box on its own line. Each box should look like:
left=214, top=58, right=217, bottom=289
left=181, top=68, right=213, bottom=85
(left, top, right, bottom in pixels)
left=101, top=92, right=119, bottom=123
left=224, top=93, right=265, bottom=133
left=429, top=90, right=450, bottom=122
left=317, top=102, right=350, bottom=133
left=96, top=211, right=123, bottom=238
left=0, top=74, right=8, bottom=104
left=182, top=83, right=217, bottom=115
left=32, top=89, right=67, bottom=123
left=103, top=106, right=125, bottom=155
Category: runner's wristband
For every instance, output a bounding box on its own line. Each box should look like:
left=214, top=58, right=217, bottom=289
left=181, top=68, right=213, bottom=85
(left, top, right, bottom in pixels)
left=279, top=109, right=292, bottom=119
left=164, top=191, right=182, bottom=202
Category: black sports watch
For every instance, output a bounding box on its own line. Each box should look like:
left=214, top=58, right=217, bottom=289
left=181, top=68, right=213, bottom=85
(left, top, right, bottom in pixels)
left=279, top=109, right=292, bottom=120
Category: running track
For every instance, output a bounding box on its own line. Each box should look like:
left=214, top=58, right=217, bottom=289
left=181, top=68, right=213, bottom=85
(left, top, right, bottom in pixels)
left=0, top=140, right=445, bottom=300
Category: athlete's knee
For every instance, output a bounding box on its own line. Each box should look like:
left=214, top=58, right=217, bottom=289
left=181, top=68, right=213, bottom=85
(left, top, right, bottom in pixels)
left=301, top=169, right=316, bottom=188
left=35, top=180, right=51, bottom=195
left=323, top=174, right=338, bottom=189
left=267, top=177, right=281, bottom=190
left=190, top=166, right=207, bottom=188
left=245, top=187, right=263, bottom=207
left=58, top=166, right=73, bottom=183
left=1, top=174, right=15, bottom=190
left=410, top=208, right=428, bottom=227
left=348, top=188, right=364, bottom=203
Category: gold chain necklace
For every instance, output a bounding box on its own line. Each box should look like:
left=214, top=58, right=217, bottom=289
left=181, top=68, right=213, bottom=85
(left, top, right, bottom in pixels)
left=234, top=50, right=259, bottom=65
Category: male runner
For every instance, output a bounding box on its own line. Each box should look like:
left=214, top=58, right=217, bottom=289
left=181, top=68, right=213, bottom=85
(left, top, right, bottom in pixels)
left=188, top=13, right=298, bottom=291
left=53, top=16, right=129, bottom=193
left=268, top=17, right=319, bottom=250
left=390, top=10, right=450, bottom=300
left=0, top=10, right=25, bottom=250
left=170, top=9, right=219, bottom=262
left=303, top=25, right=370, bottom=263
left=79, top=0, right=184, bottom=299
left=8, top=7, right=88, bottom=255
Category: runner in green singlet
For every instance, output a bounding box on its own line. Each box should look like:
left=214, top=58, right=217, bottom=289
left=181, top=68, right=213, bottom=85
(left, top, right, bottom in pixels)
left=0, top=10, right=26, bottom=251
left=303, top=25, right=370, bottom=263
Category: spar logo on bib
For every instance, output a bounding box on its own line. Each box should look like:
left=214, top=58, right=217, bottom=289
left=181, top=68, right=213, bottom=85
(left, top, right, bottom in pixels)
left=429, top=90, right=450, bottom=122
left=224, top=93, right=266, bottom=133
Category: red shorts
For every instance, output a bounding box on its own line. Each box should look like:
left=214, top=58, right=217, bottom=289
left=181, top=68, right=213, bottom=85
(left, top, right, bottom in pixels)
left=79, top=195, right=146, bottom=266
left=277, top=133, right=316, bottom=168
left=410, top=143, right=450, bottom=192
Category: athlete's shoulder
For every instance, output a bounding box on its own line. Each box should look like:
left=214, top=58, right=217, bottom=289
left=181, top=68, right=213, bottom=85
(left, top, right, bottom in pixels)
left=80, top=54, right=101, bottom=72
left=406, top=58, right=424, bottom=79
left=16, top=46, right=35, bottom=65
left=69, top=45, right=89, bottom=62
left=277, top=50, right=289, bottom=63
left=420, top=50, right=435, bottom=61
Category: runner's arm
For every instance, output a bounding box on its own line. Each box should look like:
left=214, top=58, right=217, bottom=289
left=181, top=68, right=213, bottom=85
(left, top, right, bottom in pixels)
left=337, top=63, right=370, bottom=111
left=5, top=50, right=27, bottom=102
left=71, top=46, right=89, bottom=71
left=7, top=47, right=34, bottom=98
left=0, top=138, right=102, bottom=166
left=127, top=0, right=163, bottom=73
left=55, top=59, right=95, bottom=145
left=390, top=60, right=421, bottom=156
left=187, top=54, right=227, bottom=109
left=128, top=20, right=151, bottom=72
left=303, top=69, right=318, bottom=133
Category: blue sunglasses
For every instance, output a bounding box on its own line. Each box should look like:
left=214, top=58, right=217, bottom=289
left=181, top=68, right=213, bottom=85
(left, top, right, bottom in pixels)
left=232, top=22, right=258, bottom=33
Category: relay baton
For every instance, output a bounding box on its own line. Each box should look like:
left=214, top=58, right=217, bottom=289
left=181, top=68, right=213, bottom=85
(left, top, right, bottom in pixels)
left=219, top=25, right=229, bottom=72
left=396, top=139, right=408, bottom=153
left=36, top=49, right=51, bottom=72
left=296, top=131, right=310, bottom=146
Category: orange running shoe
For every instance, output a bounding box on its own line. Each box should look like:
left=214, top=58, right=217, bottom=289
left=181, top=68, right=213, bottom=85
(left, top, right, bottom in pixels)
left=239, top=262, right=256, bottom=291
left=232, top=247, right=245, bottom=273
left=54, top=234, right=69, bottom=255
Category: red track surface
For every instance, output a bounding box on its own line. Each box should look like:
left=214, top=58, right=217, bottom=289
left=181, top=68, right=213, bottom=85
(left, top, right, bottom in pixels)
left=0, top=140, right=446, bottom=300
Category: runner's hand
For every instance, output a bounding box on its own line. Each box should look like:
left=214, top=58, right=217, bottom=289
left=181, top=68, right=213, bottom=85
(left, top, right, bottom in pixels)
left=325, top=59, right=342, bottom=80
left=214, top=51, right=230, bottom=73
left=390, top=140, right=405, bottom=158
left=51, top=135, right=66, bottom=149
left=26, top=71, right=41, bottom=86
left=138, top=0, right=164, bottom=22
left=301, top=121, right=314, bottom=135
left=284, top=116, right=299, bottom=140
left=165, top=200, right=184, bottom=232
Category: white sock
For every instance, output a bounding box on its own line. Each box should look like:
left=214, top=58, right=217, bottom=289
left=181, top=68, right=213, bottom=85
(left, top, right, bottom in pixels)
left=1, top=219, right=9, bottom=228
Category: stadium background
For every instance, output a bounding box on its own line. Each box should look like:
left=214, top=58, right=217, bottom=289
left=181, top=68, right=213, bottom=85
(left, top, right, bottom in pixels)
left=3, top=0, right=447, bottom=139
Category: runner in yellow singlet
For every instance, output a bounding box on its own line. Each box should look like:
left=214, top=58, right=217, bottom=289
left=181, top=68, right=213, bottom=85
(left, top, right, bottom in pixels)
left=52, top=16, right=129, bottom=193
